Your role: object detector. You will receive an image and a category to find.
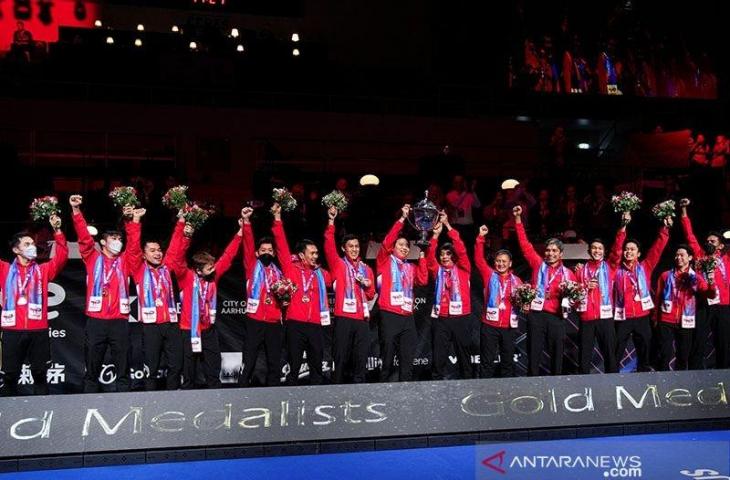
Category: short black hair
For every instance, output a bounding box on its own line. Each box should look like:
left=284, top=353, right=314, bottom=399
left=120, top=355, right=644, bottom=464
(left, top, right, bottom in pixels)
left=256, top=236, right=274, bottom=250
left=588, top=238, right=606, bottom=248
left=101, top=229, right=123, bottom=241
left=624, top=238, right=642, bottom=252
left=494, top=249, right=512, bottom=260
left=438, top=242, right=458, bottom=261
left=295, top=239, right=317, bottom=254
left=675, top=243, right=693, bottom=256
left=545, top=237, right=564, bottom=252
left=142, top=238, right=163, bottom=250
left=340, top=233, right=360, bottom=249
left=707, top=231, right=725, bottom=245
left=10, top=231, right=33, bottom=251
left=395, top=233, right=410, bottom=244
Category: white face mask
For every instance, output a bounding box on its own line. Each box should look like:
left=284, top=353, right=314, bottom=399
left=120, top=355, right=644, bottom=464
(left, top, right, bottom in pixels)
left=107, top=239, right=123, bottom=255
left=21, top=245, right=37, bottom=260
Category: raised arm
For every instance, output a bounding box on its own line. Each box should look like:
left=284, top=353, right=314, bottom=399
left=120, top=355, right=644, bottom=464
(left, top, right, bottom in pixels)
left=447, top=224, right=471, bottom=274
left=414, top=251, right=429, bottom=286
left=642, top=219, right=672, bottom=272
left=271, top=203, right=293, bottom=273
left=679, top=199, right=705, bottom=258
left=324, top=206, right=341, bottom=272
left=163, top=218, right=184, bottom=269
left=214, top=222, right=243, bottom=282
left=377, top=204, right=410, bottom=264
left=608, top=212, right=630, bottom=268
left=474, top=226, right=494, bottom=283
left=45, top=215, right=68, bottom=280
left=168, top=219, right=192, bottom=281
left=123, top=208, right=145, bottom=273
left=426, top=221, right=442, bottom=277
left=69, top=194, right=97, bottom=262
left=241, top=207, right=257, bottom=275
left=513, top=205, right=542, bottom=270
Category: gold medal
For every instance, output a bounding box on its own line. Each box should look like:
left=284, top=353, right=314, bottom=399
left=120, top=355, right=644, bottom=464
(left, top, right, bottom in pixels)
left=17, top=296, right=28, bottom=306
left=265, top=296, right=273, bottom=305
left=155, top=298, right=164, bottom=307
left=102, top=288, right=109, bottom=297
left=301, top=295, right=310, bottom=303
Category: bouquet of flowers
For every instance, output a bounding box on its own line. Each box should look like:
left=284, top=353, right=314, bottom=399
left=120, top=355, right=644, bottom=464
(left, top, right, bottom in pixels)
left=695, top=256, right=718, bottom=275
left=181, top=203, right=213, bottom=229
left=29, top=196, right=60, bottom=221
left=321, top=190, right=349, bottom=211
left=611, top=191, right=641, bottom=213
left=651, top=199, right=676, bottom=220
left=511, top=283, right=537, bottom=310
left=272, top=188, right=297, bottom=212
left=559, top=280, right=587, bottom=304
left=162, top=185, right=189, bottom=210
left=271, top=278, right=297, bottom=306
left=109, top=186, right=140, bottom=208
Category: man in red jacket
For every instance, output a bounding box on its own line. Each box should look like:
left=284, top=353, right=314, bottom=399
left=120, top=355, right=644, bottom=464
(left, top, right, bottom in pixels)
left=427, top=211, right=474, bottom=380
left=325, top=206, right=375, bottom=384
left=573, top=212, right=628, bottom=374
left=239, top=206, right=284, bottom=387
left=271, top=202, right=332, bottom=386
left=679, top=198, right=730, bottom=369
left=614, top=216, right=671, bottom=372
left=655, top=245, right=715, bottom=371
left=475, top=225, right=520, bottom=378
left=168, top=215, right=242, bottom=389
left=131, top=213, right=187, bottom=391
left=376, top=204, right=428, bottom=382
left=1, top=215, right=68, bottom=396
left=513, top=205, right=576, bottom=376
left=71, top=194, right=142, bottom=393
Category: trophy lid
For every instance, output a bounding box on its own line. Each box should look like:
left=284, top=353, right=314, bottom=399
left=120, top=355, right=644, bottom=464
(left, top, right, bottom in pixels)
left=414, top=190, right=438, bottom=212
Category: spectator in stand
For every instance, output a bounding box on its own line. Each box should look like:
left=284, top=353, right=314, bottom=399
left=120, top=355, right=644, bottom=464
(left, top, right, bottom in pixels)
left=596, top=38, right=622, bottom=95
left=556, top=184, right=581, bottom=233
left=12, top=21, right=33, bottom=62
left=689, top=133, right=711, bottom=167
left=529, top=188, right=557, bottom=241
left=428, top=183, right=446, bottom=211
left=583, top=183, right=611, bottom=240
left=549, top=126, right=568, bottom=171
left=446, top=175, right=481, bottom=244
left=562, top=34, right=591, bottom=94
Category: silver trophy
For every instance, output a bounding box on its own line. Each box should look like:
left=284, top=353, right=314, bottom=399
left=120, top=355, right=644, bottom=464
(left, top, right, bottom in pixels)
left=408, top=190, right=440, bottom=248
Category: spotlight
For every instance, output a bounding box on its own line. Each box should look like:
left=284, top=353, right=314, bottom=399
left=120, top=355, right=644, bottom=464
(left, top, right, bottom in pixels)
left=724, top=230, right=730, bottom=240
left=292, top=48, right=300, bottom=56
left=577, top=118, right=591, bottom=126
left=105, top=36, right=114, bottom=44
left=501, top=179, right=520, bottom=190
left=136, top=23, right=144, bottom=31
left=134, top=38, right=142, bottom=47
left=577, top=142, right=591, bottom=150
left=189, top=41, right=197, bottom=51
left=230, top=28, right=239, bottom=38
left=515, top=115, right=531, bottom=122
left=94, top=19, right=102, bottom=27
left=87, top=226, right=98, bottom=236
left=359, top=174, right=380, bottom=186
left=171, top=25, right=179, bottom=32
left=236, top=44, right=244, bottom=52
left=291, top=33, right=300, bottom=42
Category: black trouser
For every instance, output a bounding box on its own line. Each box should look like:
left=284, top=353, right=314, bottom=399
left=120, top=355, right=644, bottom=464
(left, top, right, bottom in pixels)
left=615, top=315, right=652, bottom=372
left=181, top=326, right=221, bottom=389
left=239, top=317, right=283, bottom=387
left=379, top=311, right=416, bottom=382
left=711, top=305, right=730, bottom=369
left=480, top=323, right=516, bottom=378
left=286, top=321, right=324, bottom=385
left=332, top=316, right=370, bottom=384
left=84, top=318, right=130, bottom=393
left=142, top=323, right=183, bottom=391
left=579, top=317, right=617, bottom=374
left=527, top=311, right=565, bottom=376
left=658, top=323, right=693, bottom=371
left=432, top=315, right=474, bottom=380
left=1, top=330, right=49, bottom=396
left=691, top=305, right=723, bottom=370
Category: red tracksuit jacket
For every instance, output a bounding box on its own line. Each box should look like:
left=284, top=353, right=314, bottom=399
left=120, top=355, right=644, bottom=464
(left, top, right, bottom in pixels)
left=427, top=228, right=472, bottom=317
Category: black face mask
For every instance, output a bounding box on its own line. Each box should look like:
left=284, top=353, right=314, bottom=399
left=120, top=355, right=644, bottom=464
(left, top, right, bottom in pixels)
left=259, top=253, right=275, bottom=266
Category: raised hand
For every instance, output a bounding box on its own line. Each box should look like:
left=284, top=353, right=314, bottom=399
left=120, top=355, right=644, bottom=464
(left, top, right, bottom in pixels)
left=401, top=204, right=411, bottom=220
left=271, top=202, right=282, bottom=220
left=49, top=214, right=62, bottom=231
left=679, top=198, right=690, bottom=208
left=183, top=223, right=195, bottom=238
left=478, top=225, right=489, bottom=237
left=438, top=210, right=449, bottom=228
left=241, top=206, right=253, bottom=223
left=432, top=222, right=443, bottom=238
left=513, top=205, right=522, bottom=217
left=69, top=194, right=83, bottom=210
left=132, top=208, right=146, bottom=222
left=122, top=205, right=134, bottom=219
left=621, top=211, right=632, bottom=226
left=663, top=216, right=674, bottom=228
left=328, top=206, right=338, bottom=222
